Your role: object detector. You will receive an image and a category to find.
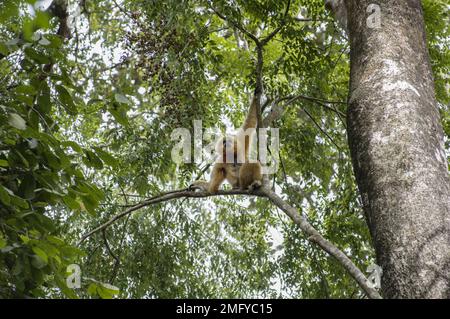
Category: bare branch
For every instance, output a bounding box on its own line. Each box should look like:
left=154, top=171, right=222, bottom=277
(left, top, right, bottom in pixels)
left=302, top=107, right=341, bottom=151
left=263, top=94, right=346, bottom=127
left=102, top=229, right=119, bottom=264
left=294, top=17, right=328, bottom=22
left=262, top=187, right=381, bottom=299
left=79, top=186, right=381, bottom=299
left=78, top=188, right=263, bottom=245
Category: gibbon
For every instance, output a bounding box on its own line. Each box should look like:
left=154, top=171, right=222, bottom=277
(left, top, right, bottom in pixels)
left=190, top=97, right=263, bottom=193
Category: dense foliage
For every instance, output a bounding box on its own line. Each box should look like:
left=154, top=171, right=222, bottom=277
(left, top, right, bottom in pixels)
left=0, top=0, right=448, bottom=298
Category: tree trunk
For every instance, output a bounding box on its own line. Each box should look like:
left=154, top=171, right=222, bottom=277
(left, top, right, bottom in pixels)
left=345, top=0, right=450, bottom=298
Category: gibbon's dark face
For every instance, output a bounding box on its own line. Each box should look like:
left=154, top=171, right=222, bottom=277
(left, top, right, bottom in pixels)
left=221, top=137, right=236, bottom=155
left=222, top=137, right=233, bottom=150
left=216, top=136, right=239, bottom=162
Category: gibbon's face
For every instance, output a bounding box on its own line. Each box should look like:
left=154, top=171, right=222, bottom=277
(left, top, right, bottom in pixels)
left=216, top=135, right=239, bottom=162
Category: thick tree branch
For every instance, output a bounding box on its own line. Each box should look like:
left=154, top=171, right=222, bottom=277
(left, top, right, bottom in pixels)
left=80, top=186, right=381, bottom=299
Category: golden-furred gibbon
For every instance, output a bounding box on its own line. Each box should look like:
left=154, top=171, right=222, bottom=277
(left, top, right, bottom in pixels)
left=190, top=97, right=263, bottom=193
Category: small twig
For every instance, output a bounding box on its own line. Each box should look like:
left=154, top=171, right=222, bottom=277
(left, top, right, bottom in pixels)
left=302, top=107, right=341, bottom=151
left=263, top=94, right=346, bottom=127
left=260, top=0, right=291, bottom=46
left=102, top=229, right=119, bottom=264
left=207, top=2, right=259, bottom=45
left=194, top=163, right=212, bottom=181
left=279, top=152, right=288, bottom=185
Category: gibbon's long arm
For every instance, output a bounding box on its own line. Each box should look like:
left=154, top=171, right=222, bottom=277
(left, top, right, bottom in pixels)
left=238, top=96, right=258, bottom=158
left=241, top=96, right=258, bottom=130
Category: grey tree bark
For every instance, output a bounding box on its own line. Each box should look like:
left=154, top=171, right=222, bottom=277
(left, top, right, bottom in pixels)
left=345, top=0, right=450, bottom=298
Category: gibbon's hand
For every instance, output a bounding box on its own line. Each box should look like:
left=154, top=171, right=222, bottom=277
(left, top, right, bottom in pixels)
left=188, top=180, right=210, bottom=192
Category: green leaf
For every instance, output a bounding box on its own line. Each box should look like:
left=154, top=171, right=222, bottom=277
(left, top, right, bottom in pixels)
left=109, top=105, right=129, bottom=126
left=45, top=35, right=63, bottom=49
left=19, top=235, right=30, bottom=244
left=114, top=93, right=131, bottom=105
left=97, top=283, right=120, bottom=299
left=35, top=11, right=50, bottom=30
left=80, top=195, right=98, bottom=216
left=87, top=283, right=98, bottom=296
left=31, top=254, right=47, bottom=269
left=61, top=141, right=83, bottom=153
left=0, top=185, right=11, bottom=205
left=15, top=84, right=37, bottom=95
left=18, top=174, right=36, bottom=200
left=12, top=259, right=23, bottom=275
left=87, top=282, right=119, bottom=299
left=24, top=47, right=51, bottom=64
left=10, top=195, right=29, bottom=209
left=63, top=195, right=81, bottom=211
left=56, top=85, right=77, bottom=115
left=83, top=150, right=104, bottom=169
left=8, top=113, right=27, bottom=130
left=0, top=1, right=18, bottom=23
left=0, top=43, right=8, bottom=56
left=42, top=147, right=61, bottom=169
left=93, top=147, right=118, bottom=167
left=47, top=236, right=65, bottom=246
left=32, top=246, right=48, bottom=263
left=37, top=83, right=51, bottom=114
left=0, top=237, right=6, bottom=249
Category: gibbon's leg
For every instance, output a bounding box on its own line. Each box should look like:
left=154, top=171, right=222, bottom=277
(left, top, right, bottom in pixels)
left=248, top=179, right=262, bottom=191
left=207, top=164, right=226, bottom=193
left=239, top=162, right=262, bottom=191
left=225, top=164, right=241, bottom=189
left=190, top=164, right=226, bottom=193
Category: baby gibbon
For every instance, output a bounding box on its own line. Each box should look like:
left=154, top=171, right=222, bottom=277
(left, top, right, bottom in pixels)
left=190, top=97, right=263, bottom=193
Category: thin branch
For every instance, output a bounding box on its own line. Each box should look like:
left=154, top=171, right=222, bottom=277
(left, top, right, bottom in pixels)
left=293, top=17, right=330, bottom=22
left=279, top=151, right=288, bottom=185
left=109, top=213, right=130, bottom=283
left=263, top=95, right=297, bottom=127
left=263, top=94, right=347, bottom=127
left=194, top=163, right=212, bottom=181
left=207, top=2, right=259, bottom=45
left=302, top=107, right=341, bottom=151
left=108, top=184, right=133, bottom=283
left=288, top=95, right=347, bottom=114
left=79, top=186, right=381, bottom=299
left=102, top=229, right=119, bottom=264
left=260, top=0, right=291, bottom=46
left=111, top=0, right=134, bottom=22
